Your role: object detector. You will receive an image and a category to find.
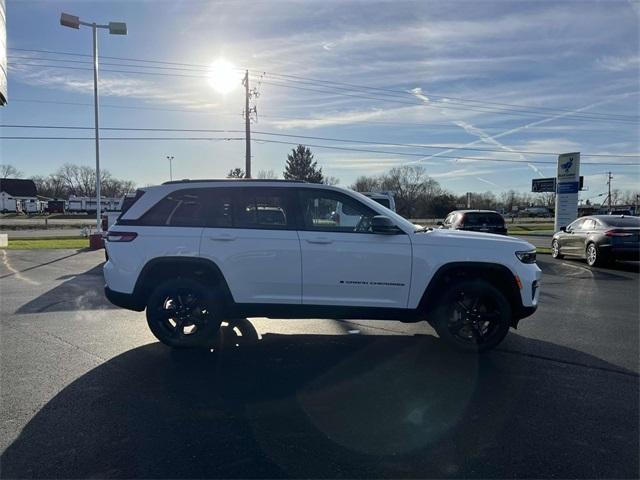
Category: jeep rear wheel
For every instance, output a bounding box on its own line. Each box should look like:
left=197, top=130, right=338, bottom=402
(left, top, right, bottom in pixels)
left=432, top=280, right=511, bottom=352
left=146, top=278, right=223, bottom=348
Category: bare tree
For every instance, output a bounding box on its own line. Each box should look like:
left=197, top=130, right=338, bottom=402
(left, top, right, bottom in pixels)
left=323, top=175, right=340, bottom=186
left=256, top=169, right=278, bottom=179
left=0, top=164, right=24, bottom=178
left=351, top=175, right=381, bottom=192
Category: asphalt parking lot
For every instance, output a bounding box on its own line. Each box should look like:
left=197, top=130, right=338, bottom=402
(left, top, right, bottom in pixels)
left=1, top=249, right=638, bottom=478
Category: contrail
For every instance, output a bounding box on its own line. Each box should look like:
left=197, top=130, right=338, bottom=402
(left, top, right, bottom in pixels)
left=410, top=90, right=639, bottom=163
left=476, top=177, right=499, bottom=187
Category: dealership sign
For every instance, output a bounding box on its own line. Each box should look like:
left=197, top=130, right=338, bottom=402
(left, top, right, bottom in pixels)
left=532, top=176, right=584, bottom=193
left=554, top=152, right=580, bottom=231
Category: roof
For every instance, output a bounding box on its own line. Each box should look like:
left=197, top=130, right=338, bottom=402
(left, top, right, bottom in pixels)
left=162, top=178, right=306, bottom=185
left=589, top=215, right=638, bottom=220
left=0, top=178, right=37, bottom=197
left=450, top=209, right=501, bottom=214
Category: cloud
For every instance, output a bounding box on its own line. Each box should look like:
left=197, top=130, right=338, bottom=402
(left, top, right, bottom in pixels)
left=8, top=62, right=222, bottom=110
left=596, top=54, right=640, bottom=71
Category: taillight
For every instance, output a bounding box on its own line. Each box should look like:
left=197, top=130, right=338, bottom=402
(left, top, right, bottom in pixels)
left=605, top=229, right=633, bottom=237
left=106, top=231, right=138, bottom=242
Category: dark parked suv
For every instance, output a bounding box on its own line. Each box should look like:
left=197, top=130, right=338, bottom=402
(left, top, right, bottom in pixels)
left=551, top=215, right=640, bottom=266
left=440, top=210, right=507, bottom=235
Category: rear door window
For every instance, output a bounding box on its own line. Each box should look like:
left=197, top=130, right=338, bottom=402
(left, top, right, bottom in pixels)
left=233, top=188, right=295, bottom=229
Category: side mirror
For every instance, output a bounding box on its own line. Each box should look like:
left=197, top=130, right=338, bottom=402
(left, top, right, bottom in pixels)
left=560, top=226, right=567, bottom=232
left=436, top=221, right=444, bottom=227
left=371, top=215, right=401, bottom=234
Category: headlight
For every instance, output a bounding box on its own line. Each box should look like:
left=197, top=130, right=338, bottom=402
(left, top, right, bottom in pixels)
left=515, top=249, right=537, bottom=264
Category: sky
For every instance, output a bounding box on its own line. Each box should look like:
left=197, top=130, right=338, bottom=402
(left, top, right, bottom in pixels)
left=1, top=0, right=639, bottom=201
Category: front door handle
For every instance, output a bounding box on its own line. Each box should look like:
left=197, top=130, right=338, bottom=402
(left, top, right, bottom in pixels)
left=306, top=237, right=333, bottom=244
left=209, top=234, right=236, bottom=241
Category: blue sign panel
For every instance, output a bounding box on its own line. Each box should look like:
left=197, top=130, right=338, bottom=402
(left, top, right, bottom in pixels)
left=556, top=181, right=580, bottom=194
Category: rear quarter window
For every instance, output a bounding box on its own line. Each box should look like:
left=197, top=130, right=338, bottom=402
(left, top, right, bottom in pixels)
left=139, top=188, right=209, bottom=227
left=602, top=217, right=640, bottom=227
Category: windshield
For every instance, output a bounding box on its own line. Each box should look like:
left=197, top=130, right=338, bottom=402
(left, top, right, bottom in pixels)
left=463, top=213, right=505, bottom=226
left=372, top=198, right=390, bottom=208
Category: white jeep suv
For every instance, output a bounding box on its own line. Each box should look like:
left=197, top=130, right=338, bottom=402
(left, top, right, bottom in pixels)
left=104, top=180, right=541, bottom=352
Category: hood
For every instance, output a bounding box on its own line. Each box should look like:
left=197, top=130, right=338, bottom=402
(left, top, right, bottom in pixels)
left=414, top=228, right=535, bottom=251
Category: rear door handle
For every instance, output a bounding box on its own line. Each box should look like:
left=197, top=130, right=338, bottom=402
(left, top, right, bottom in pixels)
left=306, top=237, right=333, bottom=244
left=209, top=234, right=236, bottom=241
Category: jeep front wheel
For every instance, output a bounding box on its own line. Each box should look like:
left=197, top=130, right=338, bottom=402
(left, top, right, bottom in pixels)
left=146, top=278, right=222, bottom=348
left=432, top=280, right=511, bottom=352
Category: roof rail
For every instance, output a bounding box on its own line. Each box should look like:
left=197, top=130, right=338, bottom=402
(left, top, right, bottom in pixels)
left=162, top=178, right=307, bottom=185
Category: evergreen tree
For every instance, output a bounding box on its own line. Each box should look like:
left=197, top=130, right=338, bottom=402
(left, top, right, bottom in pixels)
left=283, top=145, right=323, bottom=183
left=226, top=168, right=245, bottom=178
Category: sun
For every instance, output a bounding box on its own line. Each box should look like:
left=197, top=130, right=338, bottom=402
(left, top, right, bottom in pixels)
left=207, top=59, right=241, bottom=94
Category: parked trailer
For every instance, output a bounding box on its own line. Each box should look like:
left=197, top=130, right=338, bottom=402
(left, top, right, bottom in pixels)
left=45, top=199, right=65, bottom=214
left=21, top=198, right=44, bottom=215
left=67, top=196, right=121, bottom=214
left=0, top=192, right=17, bottom=213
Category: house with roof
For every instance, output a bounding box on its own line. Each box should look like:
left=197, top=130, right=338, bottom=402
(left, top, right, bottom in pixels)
left=0, top=178, right=38, bottom=213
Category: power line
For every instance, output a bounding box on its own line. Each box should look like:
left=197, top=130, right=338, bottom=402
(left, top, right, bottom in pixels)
left=2, top=134, right=639, bottom=166
left=259, top=79, right=639, bottom=124
left=8, top=98, right=629, bottom=132
left=12, top=52, right=634, bottom=123
left=9, top=47, right=638, bottom=121
left=2, top=123, right=639, bottom=158
left=9, top=61, right=206, bottom=79
left=10, top=62, right=638, bottom=124
left=256, top=71, right=639, bottom=121
left=9, top=98, right=244, bottom=115
left=0, top=136, right=244, bottom=141
left=9, top=55, right=639, bottom=124
left=3, top=123, right=639, bottom=158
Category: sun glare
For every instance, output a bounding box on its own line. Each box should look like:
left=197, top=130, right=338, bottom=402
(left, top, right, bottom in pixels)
left=207, top=59, right=241, bottom=94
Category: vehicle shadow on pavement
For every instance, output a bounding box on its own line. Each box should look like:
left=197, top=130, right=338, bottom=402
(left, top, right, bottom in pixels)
left=554, top=257, right=640, bottom=274
left=1, top=321, right=638, bottom=479
left=15, top=264, right=117, bottom=314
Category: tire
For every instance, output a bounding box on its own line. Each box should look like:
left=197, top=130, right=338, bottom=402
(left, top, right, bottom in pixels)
left=551, top=239, right=564, bottom=259
left=146, top=278, right=223, bottom=348
left=431, top=280, right=512, bottom=353
left=585, top=243, right=609, bottom=267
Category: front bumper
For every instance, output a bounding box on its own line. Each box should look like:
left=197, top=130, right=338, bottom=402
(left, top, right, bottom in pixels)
left=104, top=286, right=145, bottom=311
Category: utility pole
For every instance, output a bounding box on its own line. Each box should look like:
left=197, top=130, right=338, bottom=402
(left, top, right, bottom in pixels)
left=607, top=171, right=613, bottom=210
left=167, top=155, right=174, bottom=181
left=243, top=70, right=251, bottom=179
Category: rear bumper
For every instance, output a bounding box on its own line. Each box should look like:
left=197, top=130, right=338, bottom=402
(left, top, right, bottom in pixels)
left=610, top=247, right=640, bottom=261
left=104, top=286, right=145, bottom=311
left=516, top=304, right=538, bottom=320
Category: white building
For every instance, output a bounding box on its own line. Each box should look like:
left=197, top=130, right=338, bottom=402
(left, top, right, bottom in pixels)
left=0, top=178, right=38, bottom=213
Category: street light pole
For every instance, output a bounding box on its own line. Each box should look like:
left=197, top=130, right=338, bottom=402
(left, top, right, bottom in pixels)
left=167, top=156, right=174, bottom=181
left=92, top=23, right=101, bottom=231
left=60, top=13, right=127, bottom=232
